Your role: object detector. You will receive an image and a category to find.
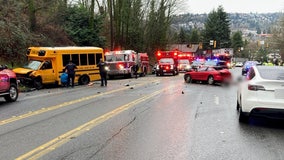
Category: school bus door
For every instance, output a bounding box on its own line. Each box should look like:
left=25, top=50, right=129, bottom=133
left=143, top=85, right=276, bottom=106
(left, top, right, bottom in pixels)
left=39, top=60, right=56, bottom=84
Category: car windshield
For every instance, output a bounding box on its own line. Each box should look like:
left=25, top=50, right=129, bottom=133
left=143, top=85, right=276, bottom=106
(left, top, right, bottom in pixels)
left=258, top=66, right=284, bottom=80
left=24, top=60, right=42, bottom=70
left=178, top=59, right=189, bottom=64
left=105, top=54, right=128, bottom=62
left=204, top=61, right=217, bottom=66
left=160, top=58, right=174, bottom=64
left=198, top=67, right=208, bottom=71
left=192, top=61, right=202, bottom=65
left=105, top=55, right=115, bottom=62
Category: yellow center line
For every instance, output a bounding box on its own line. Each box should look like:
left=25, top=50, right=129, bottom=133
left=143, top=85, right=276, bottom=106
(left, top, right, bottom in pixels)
left=0, top=80, right=160, bottom=126
left=16, top=88, right=166, bottom=160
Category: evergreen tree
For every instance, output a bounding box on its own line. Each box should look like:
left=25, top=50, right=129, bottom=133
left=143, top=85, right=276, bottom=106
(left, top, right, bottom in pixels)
left=231, top=31, right=244, bottom=57
left=179, top=28, right=187, bottom=43
left=189, top=29, right=200, bottom=44
left=64, top=5, right=105, bottom=47
left=203, top=6, right=231, bottom=49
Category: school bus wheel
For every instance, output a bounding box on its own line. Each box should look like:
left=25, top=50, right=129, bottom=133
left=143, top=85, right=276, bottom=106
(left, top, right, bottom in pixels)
left=33, top=77, right=43, bottom=90
left=79, top=75, right=90, bottom=85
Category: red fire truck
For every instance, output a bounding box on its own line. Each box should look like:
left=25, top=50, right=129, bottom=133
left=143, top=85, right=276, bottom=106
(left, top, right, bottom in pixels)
left=137, top=53, right=150, bottom=76
left=105, top=50, right=149, bottom=78
left=177, top=52, right=192, bottom=72
left=155, top=50, right=179, bottom=76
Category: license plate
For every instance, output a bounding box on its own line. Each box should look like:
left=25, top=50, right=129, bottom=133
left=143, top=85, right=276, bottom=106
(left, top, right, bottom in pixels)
left=275, top=89, right=284, bottom=99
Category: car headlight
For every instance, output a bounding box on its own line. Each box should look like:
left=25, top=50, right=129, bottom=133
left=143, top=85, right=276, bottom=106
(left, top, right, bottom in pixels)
left=118, top=64, right=124, bottom=70
left=170, top=65, right=174, bottom=69
left=104, top=66, right=109, bottom=71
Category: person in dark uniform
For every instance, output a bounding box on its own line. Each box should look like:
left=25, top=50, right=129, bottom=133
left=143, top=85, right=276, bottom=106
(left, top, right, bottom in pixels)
left=133, top=64, right=139, bottom=79
left=97, top=58, right=108, bottom=86
left=65, top=60, right=77, bottom=88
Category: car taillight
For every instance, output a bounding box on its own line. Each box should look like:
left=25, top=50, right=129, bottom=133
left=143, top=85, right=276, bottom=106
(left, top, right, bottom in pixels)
left=248, top=84, right=265, bottom=91
left=0, top=74, right=9, bottom=82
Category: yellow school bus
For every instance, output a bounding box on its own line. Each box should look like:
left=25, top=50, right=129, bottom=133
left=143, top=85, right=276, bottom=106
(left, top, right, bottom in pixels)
left=13, top=46, right=104, bottom=89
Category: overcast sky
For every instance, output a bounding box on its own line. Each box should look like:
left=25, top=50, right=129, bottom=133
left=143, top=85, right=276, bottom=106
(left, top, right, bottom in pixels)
left=178, top=0, right=284, bottom=14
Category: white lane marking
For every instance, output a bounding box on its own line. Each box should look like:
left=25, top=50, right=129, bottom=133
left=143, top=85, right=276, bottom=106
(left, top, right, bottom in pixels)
left=214, top=96, right=219, bottom=105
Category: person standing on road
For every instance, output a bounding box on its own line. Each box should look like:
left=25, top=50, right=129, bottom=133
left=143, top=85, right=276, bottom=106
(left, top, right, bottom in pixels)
left=65, top=60, right=77, bottom=88
left=97, top=58, right=108, bottom=86
left=133, top=64, right=139, bottom=79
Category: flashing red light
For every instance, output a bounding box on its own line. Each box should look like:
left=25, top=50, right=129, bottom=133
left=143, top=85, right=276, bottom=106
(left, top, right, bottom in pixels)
left=157, top=51, right=161, bottom=56
left=174, top=52, right=178, bottom=56
left=166, top=66, right=169, bottom=70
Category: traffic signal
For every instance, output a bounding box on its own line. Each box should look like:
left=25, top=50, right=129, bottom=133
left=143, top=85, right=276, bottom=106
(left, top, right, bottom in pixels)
left=199, top=42, right=203, bottom=49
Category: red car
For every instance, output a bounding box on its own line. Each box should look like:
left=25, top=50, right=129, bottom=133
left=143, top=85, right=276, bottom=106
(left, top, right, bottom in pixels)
left=0, top=65, right=18, bottom=102
left=184, top=66, right=232, bottom=85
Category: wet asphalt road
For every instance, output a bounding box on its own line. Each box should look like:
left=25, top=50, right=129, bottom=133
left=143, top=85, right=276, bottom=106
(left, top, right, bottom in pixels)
left=0, top=68, right=284, bottom=160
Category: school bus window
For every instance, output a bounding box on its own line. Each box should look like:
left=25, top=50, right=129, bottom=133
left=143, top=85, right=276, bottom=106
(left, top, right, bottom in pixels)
left=80, top=54, right=87, bottom=65
left=63, top=54, right=70, bottom=66
left=96, top=53, right=102, bottom=64
left=88, top=54, right=95, bottom=65
left=72, top=54, right=79, bottom=65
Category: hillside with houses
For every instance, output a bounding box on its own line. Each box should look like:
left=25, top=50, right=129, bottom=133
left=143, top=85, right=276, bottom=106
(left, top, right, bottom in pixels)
left=171, top=12, right=282, bottom=35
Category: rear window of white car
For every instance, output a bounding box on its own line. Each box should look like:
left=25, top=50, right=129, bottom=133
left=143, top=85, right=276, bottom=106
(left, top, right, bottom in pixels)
left=258, top=67, right=284, bottom=80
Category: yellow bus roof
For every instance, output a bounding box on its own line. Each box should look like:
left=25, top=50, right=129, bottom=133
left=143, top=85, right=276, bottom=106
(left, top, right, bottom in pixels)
left=28, top=46, right=103, bottom=51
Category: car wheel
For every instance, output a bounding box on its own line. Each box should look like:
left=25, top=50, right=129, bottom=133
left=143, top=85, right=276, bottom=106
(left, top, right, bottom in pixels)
left=4, top=83, right=18, bottom=102
left=185, top=75, right=192, bottom=83
left=33, top=77, right=43, bottom=90
left=239, top=108, right=249, bottom=123
left=236, top=99, right=240, bottom=110
left=79, top=75, right=90, bottom=85
left=237, top=100, right=249, bottom=123
left=207, top=76, right=214, bottom=85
